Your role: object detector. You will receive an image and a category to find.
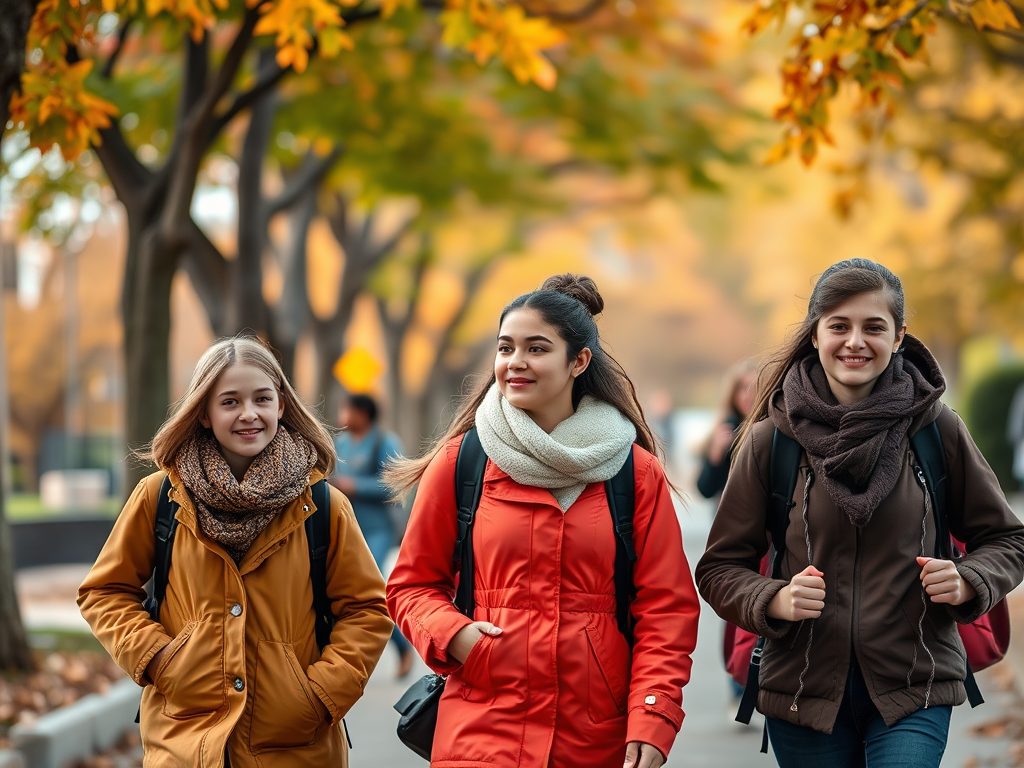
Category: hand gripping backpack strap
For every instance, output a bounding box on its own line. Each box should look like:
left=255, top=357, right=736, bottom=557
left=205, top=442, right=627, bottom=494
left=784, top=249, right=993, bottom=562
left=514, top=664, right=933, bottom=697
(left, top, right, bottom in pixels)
left=454, top=427, right=487, bottom=617
left=306, top=479, right=334, bottom=653
left=605, top=449, right=637, bottom=646
left=736, top=429, right=802, bottom=746
left=910, top=421, right=985, bottom=707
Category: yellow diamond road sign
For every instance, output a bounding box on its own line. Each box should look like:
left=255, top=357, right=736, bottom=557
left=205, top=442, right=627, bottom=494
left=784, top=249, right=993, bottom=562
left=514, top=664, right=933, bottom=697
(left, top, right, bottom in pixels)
left=333, top=348, right=383, bottom=393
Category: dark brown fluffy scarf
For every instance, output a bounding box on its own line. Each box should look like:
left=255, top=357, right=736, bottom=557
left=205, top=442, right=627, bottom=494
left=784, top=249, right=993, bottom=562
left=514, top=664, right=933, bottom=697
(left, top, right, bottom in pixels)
left=175, top=426, right=317, bottom=563
left=780, top=335, right=945, bottom=528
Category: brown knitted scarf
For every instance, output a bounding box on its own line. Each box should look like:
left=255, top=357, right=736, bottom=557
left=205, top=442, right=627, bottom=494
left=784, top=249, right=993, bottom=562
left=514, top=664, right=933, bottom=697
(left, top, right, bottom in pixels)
left=175, top=426, right=317, bottom=563
left=779, top=335, right=945, bottom=528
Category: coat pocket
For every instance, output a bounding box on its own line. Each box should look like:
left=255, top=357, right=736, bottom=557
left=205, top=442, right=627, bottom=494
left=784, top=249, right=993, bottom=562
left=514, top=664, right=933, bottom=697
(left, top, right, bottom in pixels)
left=154, top=618, right=226, bottom=719
left=584, top=623, right=628, bottom=723
left=455, top=634, right=493, bottom=704
left=249, top=641, right=326, bottom=753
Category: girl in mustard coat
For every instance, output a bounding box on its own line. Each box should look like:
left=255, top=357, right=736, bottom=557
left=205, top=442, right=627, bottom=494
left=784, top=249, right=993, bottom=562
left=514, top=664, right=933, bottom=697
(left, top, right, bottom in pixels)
left=387, top=275, right=700, bottom=768
left=79, top=336, right=392, bottom=768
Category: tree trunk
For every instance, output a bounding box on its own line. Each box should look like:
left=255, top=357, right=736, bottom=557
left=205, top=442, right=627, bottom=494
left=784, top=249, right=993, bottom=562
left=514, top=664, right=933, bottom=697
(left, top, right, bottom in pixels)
left=121, top=221, right=180, bottom=493
left=271, top=183, right=318, bottom=380
left=0, top=1, right=43, bottom=671
left=0, top=274, right=34, bottom=672
left=0, top=0, right=39, bottom=133
left=231, top=50, right=278, bottom=337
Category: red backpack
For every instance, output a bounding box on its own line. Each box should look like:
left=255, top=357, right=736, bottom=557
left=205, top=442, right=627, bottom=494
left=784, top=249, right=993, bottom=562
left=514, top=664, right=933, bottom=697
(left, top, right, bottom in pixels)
left=729, top=421, right=1009, bottom=725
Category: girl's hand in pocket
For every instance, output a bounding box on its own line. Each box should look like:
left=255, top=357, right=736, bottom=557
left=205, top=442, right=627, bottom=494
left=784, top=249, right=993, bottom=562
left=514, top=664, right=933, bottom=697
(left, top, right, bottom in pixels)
left=448, top=622, right=502, bottom=664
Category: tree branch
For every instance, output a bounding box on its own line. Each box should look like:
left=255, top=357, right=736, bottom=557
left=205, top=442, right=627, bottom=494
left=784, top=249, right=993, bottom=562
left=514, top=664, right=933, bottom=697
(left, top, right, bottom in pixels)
left=180, top=35, right=209, bottom=122
left=519, top=0, right=606, bottom=22
left=191, top=5, right=263, bottom=135
left=267, top=145, right=344, bottom=218
left=984, top=26, right=1024, bottom=43
left=211, top=53, right=295, bottom=138
left=101, top=18, right=134, bottom=79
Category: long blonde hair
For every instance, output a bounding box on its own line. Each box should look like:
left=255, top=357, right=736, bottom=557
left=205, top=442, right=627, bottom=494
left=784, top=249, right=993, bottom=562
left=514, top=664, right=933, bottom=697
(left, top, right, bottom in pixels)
left=140, top=335, right=337, bottom=474
left=384, top=274, right=661, bottom=498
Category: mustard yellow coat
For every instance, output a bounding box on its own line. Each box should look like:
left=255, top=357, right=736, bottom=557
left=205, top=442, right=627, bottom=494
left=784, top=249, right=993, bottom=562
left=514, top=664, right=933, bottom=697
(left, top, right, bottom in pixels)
left=79, top=469, right=392, bottom=768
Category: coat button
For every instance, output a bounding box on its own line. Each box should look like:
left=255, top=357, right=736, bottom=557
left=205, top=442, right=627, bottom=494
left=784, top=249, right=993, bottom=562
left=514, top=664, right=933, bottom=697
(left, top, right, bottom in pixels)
left=303, top=504, right=310, bottom=511
left=645, top=695, right=657, bottom=705
left=230, top=603, right=242, bottom=617
left=233, top=678, right=245, bottom=692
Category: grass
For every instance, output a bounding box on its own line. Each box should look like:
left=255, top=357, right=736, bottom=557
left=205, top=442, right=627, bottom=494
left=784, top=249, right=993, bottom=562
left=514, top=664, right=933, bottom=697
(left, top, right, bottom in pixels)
left=5, top=494, right=121, bottom=521
left=27, top=628, right=106, bottom=654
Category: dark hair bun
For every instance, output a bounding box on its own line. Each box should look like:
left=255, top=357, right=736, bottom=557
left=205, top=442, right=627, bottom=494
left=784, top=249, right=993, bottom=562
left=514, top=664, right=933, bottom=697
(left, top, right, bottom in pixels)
left=539, top=273, right=604, bottom=316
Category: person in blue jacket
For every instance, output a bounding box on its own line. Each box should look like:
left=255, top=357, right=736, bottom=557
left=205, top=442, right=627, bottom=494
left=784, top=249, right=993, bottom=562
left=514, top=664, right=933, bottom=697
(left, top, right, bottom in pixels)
left=331, top=393, right=414, bottom=678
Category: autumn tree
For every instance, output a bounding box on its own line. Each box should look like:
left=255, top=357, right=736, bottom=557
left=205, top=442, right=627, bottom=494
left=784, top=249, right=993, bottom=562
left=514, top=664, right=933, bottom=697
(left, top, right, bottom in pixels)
left=6, top=0, right=570, bottom=498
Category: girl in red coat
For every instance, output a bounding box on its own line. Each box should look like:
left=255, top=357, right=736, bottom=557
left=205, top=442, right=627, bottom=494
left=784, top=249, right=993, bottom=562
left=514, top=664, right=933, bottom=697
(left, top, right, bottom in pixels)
left=386, top=274, right=700, bottom=768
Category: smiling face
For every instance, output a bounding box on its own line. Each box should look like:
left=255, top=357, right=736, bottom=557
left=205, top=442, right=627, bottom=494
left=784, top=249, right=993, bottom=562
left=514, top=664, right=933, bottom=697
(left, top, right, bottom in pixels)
left=200, top=362, right=285, bottom=479
left=812, top=290, right=906, bottom=405
left=494, top=308, right=591, bottom=433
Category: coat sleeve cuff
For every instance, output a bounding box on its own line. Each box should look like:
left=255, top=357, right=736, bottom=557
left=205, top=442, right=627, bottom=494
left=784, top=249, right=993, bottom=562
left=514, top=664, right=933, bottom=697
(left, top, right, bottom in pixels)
left=417, top=612, right=475, bottom=673
left=948, top=563, right=990, bottom=624
left=625, top=690, right=681, bottom=760
left=309, top=678, right=342, bottom=724
left=131, top=634, right=172, bottom=686
left=750, top=579, right=790, bottom=639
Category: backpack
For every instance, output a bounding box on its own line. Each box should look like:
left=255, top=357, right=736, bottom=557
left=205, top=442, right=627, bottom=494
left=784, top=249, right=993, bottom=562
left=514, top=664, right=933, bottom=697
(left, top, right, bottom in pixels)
left=734, top=420, right=1009, bottom=730
left=141, top=476, right=348, bottom=741
left=454, top=427, right=638, bottom=644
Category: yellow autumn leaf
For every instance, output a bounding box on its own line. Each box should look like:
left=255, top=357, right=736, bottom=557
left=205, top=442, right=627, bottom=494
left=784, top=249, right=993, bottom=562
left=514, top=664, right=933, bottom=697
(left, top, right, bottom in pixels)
left=968, top=0, right=1022, bottom=30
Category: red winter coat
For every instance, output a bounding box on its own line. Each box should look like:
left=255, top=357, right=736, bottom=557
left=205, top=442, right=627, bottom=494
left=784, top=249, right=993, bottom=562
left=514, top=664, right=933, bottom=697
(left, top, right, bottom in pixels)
left=387, top=436, right=699, bottom=768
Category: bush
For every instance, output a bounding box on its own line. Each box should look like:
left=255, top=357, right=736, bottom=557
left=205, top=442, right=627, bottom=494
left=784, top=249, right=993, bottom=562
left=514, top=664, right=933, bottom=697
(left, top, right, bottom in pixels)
left=962, top=364, right=1024, bottom=493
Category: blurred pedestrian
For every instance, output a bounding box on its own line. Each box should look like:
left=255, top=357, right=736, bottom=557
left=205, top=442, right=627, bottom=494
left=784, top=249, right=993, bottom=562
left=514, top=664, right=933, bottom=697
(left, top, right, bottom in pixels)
left=386, top=274, right=699, bottom=768
left=696, top=359, right=756, bottom=500
left=696, top=259, right=1024, bottom=768
left=694, top=358, right=758, bottom=710
left=331, top=393, right=414, bottom=678
left=79, top=336, right=391, bottom=767
left=1008, top=380, right=1024, bottom=491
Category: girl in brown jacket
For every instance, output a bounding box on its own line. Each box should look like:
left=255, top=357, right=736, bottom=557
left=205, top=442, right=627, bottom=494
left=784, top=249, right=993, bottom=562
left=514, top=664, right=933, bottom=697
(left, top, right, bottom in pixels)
left=78, top=336, right=392, bottom=768
left=696, top=259, right=1024, bottom=768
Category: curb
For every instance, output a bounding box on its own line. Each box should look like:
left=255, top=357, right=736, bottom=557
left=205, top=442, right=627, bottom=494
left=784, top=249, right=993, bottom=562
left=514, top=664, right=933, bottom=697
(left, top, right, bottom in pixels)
left=9, top=678, right=140, bottom=768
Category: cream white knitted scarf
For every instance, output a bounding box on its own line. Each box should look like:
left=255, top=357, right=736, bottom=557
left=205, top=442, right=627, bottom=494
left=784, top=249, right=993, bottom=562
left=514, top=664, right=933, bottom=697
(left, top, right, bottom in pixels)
left=474, top=384, right=637, bottom=511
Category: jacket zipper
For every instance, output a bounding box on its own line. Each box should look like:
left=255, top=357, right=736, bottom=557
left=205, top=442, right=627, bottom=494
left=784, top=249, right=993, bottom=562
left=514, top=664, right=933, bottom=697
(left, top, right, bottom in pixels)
left=852, top=524, right=862, bottom=673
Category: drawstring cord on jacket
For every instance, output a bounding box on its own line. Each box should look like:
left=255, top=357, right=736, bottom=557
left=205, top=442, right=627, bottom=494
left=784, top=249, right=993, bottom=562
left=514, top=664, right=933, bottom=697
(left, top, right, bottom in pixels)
left=911, top=453, right=937, bottom=709
left=790, top=469, right=815, bottom=714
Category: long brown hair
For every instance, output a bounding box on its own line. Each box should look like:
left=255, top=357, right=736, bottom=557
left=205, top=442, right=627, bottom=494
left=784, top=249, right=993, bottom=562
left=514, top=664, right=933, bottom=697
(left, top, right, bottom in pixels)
left=140, top=335, right=337, bottom=475
left=737, top=258, right=906, bottom=450
left=385, top=274, right=661, bottom=497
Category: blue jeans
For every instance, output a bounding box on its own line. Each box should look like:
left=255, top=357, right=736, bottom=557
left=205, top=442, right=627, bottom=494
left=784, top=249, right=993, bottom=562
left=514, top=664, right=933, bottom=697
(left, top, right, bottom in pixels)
left=362, top=525, right=412, bottom=657
left=767, top=664, right=951, bottom=768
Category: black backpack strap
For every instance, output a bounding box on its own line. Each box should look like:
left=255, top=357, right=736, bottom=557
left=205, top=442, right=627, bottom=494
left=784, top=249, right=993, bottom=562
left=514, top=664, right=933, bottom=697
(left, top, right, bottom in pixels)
left=911, top=420, right=950, bottom=559
left=306, top=479, right=334, bottom=652
left=910, top=421, right=984, bottom=706
left=454, top=428, right=487, bottom=618
left=605, top=449, right=637, bottom=646
left=767, top=429, right=801, bottom=577
left=736, top=428, right=802, bottom=733
left=145, top=474, right=180, bottom=623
